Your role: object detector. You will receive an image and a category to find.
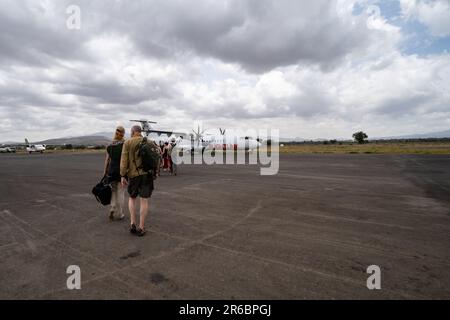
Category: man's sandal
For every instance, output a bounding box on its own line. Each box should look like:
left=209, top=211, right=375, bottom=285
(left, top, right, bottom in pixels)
left=136, top=227, right=147, bottom=237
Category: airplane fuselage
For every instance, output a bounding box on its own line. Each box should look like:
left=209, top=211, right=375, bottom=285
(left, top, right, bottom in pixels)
left=26, top=145, right=46, bottom=153
left=202, top=135, right=261, bottom=151
left=148, top=133, right=260, bottom=154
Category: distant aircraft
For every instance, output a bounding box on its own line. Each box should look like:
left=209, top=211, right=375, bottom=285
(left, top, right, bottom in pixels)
left=202, top=133, right=261, bottom=151
left=180, top=125, right=261, bottom=153
left=25, top=138, right=46, bottom=154
left=132, top=121, right=261, bottom=153
left=129, top=119, right=186, bottom=137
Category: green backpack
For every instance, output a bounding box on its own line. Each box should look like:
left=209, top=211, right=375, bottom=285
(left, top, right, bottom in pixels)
left=137, top=137, right=160, bottom=173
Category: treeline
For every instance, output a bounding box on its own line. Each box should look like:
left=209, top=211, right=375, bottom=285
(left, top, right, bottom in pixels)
left=282, top=137, right=450, bottom=145
left=45, top=144, right=106, bottom=150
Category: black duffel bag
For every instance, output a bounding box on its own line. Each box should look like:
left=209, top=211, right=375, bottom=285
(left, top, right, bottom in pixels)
left=91, top=176, right=112, bottom=206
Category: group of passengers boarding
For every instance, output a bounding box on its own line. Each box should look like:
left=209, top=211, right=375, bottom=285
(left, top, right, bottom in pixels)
left=103, top=125, right=176, bottom=237
left=157, top=138, right=177, bottom=177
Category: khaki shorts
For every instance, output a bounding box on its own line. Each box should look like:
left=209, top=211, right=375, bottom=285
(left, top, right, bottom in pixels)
left=127, top=174, right=153, bottom=198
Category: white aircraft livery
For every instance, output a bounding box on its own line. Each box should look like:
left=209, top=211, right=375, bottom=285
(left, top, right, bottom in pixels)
left=25, top=138, right=46, bottom=154
left=150, top=126, right=261, bottom=153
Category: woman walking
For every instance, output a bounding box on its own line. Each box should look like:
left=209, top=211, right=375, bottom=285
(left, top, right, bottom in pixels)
left=103, top=126, right=126, bottom=221
left=162, top=142, right=171, bottom=172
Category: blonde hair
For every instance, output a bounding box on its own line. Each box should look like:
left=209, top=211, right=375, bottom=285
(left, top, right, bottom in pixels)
left=113, top=126, right=125, bottom=142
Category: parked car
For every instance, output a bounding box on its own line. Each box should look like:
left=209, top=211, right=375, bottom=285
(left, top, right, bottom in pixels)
left=0, top=147, right=16, bottom=153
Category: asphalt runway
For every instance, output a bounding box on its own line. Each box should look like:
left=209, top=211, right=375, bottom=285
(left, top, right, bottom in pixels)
left=0, top=152, right=449, bottom=299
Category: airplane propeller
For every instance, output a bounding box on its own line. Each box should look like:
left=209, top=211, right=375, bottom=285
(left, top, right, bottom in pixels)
left=192, top=124, right=206, bottom=147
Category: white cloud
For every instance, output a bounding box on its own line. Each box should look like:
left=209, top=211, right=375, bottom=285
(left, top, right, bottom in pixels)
left=400, top=0, right=450, bottom=37
left=0, top=0, right=449, bottom=141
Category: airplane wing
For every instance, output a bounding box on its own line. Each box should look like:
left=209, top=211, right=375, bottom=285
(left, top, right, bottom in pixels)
left=130, top=120, right=157, bottom=124
left=147, top=129, right=187, bottom=137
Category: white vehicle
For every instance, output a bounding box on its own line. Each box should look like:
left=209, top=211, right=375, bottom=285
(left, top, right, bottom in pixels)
left=25, top=138, right=46, bottom=154
left=0, top=146, right=16, bottom=153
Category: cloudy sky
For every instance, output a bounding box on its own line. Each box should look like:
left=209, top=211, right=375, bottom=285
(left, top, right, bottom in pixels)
left=0, top=0, right=449, bottom=141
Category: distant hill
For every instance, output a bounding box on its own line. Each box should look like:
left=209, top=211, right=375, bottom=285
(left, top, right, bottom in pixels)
left=89, top=131, right=117, bottom=139
left=36, top=135, right=110, bottom=146
left=377, top=129, right=450, bottom=140
left=279, top=137, right=306, bottom=142
left=3, top=129, right=450, bottom=146
left=0, top=141, right=22, bottom=145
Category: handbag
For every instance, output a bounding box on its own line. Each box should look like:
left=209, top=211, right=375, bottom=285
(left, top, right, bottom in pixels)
left=91, top=176, right=112, bottom=206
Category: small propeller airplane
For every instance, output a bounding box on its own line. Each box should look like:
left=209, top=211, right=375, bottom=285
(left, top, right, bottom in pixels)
left=24, top=138, right=46, bottom=154
left=129, top=120, right=260, bottom=153
left=183, top=125, right=261, bottom=152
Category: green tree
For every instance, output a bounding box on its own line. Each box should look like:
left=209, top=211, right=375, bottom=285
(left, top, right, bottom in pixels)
left=352, top=131, right=368, bottom=144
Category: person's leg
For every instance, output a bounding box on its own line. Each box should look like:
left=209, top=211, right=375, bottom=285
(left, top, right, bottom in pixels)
left=172, top=161, right=177, bottom=175
left=157, top=158, right=161, bottom=176
left=128, top=196, right=137, bottom=226
left=135, top=175, right=152, bottom=236
left=109, top=182, right=118, bottom=220
left=139, top=197, right=149, bottom=230
left=117, top=182, right=125, bottom=218
left=127, top=176, right=139, bottom=233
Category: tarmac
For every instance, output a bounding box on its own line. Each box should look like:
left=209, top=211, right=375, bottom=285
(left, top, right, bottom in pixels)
left=0, top=152, right=449, bottom=299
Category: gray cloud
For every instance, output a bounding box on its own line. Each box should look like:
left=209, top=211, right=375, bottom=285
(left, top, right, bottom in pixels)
left=0, top=0, right=449, bottom=141
left=80, top=0, right=372, bottom=72
left=0, top=105, right=75, bottom=134
left=183, top=0, right=370, bottom=72
left=0, top=1, right=93, bottom=68
left=374, top=94, right=434, bottom=117
left=264, top=92, right=333, bottom=118
left=56, top=78, right=173, bottom=105
left=0, top=85, right=57, bottom=108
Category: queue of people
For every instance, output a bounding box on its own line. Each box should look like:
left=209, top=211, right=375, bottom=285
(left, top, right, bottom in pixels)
left=102, top=125, right=178, bottom=237
left=158, top=138, right=177, bottom=176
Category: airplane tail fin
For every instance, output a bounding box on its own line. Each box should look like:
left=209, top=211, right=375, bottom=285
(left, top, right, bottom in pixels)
left=25, top=138, right=29, bottom=145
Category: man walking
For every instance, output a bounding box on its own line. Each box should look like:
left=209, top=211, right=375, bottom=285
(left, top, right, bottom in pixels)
left=120, top=125, right=158, bottom=236
left=169, top=137, right=178, bottom=176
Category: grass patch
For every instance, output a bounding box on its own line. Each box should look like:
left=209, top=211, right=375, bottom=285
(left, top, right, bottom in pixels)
left=277, top=141, right=450, bottom=154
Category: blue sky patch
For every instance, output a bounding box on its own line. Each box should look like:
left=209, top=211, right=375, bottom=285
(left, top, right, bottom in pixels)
left=353, top=0, right=450, bottom=56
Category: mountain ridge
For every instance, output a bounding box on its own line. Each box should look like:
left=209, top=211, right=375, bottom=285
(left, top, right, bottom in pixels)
left=2, top=129, right=450, bottom=145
